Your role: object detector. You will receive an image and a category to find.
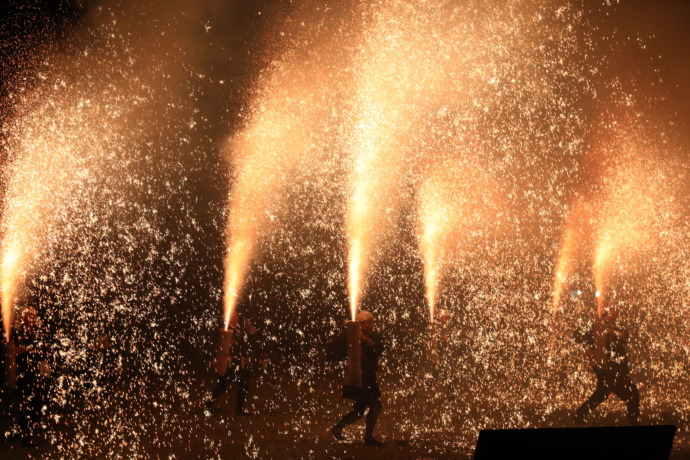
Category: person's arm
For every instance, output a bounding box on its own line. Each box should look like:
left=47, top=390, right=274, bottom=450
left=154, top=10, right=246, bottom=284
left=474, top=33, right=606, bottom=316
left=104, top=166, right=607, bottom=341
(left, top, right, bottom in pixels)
left=607, top=325, right=627, bottom=342
left=325, top=332, right=348, bottom=361
left=368, top=332, right=384, bottom=355
left=360, top=332, right=374, bottom=348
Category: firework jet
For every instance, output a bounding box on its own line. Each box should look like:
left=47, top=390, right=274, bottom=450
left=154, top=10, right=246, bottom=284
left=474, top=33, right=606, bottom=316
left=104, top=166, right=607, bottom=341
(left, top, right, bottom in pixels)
left=346, top=1, right=477, bottom=320
left=551, top=199, right=590, bottom=312
left=222, top=69, right=316, bottom=328
left=222, top=97, right=309, bottom=329
left=345, top=25, right=412, bottom=320
left=418, top=173, right=448, bottom=323
left=553, top=113, right=677, bottom=317
left=418, top=156, right=500, bottom=323
left=1, top=88, right=136, bottom=341
left=223, top=4, right=355, bottom=329
left=592, top=153, right=661, bottom=316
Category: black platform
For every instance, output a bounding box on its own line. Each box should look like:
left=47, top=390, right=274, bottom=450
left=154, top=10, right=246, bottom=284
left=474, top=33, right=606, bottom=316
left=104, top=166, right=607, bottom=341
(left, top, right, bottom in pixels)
left=474, top=425, right=676, bottom=460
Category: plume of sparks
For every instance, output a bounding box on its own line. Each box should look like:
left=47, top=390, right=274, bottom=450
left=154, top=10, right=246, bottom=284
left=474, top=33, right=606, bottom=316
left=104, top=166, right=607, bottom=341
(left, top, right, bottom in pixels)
left=592, top=156, right=656, bottom=316
left=223, top=79, right=312, bottom=330
left=1, top=87, right=136, bottom=341
left=345, top=1, right=466, bottom=320
left=223, top=4, right=351, bottom=328
left=417, top=155, right=501, bottom=323
left=418, top=171, right=454, bottom=323
left=551, top=199, right=590, bottom=313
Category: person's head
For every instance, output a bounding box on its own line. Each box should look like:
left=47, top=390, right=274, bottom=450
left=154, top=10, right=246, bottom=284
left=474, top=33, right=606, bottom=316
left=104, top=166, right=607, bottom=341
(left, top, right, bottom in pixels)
left=435, top=308, right=451, bottom=325
left=18, top=306, right=40, bottom=332
left=355, top=310, right=376, bottom=334
left=602, top=303, right=620, bottom=324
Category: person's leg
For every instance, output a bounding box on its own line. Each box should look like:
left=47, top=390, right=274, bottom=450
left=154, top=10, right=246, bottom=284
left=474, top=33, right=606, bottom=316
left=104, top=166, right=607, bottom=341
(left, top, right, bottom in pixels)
left=332, top=398, right=367, bottom=440
left=364, top=398, right=383, bottom=445
left=574, top=370, right=611, bottom=422
left=206, top=374, right=231, bottom=409
left=613, top=370, right=640, bottom=423
left=234, top=377, right=249, bottom=415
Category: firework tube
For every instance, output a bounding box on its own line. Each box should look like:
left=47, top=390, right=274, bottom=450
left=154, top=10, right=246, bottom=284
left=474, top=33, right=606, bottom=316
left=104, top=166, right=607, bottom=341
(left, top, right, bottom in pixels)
left=344, top=321, right=362, bottom=388
left=215, top=328, right=234, bottom=375
left=1, top=340, right=16, bottom=393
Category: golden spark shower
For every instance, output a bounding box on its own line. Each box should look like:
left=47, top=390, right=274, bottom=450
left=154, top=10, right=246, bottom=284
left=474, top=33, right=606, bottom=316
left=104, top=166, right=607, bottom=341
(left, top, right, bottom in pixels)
left=2, top=0, right=690, bottom=458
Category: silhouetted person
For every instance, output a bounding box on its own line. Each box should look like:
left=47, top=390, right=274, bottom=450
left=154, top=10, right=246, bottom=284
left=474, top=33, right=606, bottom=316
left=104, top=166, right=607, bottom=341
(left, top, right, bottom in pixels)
left=428, top=308, right=454, bottom=384
left=329, top=310, right=385, bottom=446
left=574, top=305, right=639, bottom=424
left=206, top=313, right=261, bottom=416
left=12, top=306, right=51, bottom=447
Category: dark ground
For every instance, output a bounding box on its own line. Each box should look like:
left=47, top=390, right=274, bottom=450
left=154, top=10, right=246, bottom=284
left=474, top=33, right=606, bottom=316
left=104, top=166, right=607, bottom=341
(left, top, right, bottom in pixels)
left=2, top=363, right=690, bottom=460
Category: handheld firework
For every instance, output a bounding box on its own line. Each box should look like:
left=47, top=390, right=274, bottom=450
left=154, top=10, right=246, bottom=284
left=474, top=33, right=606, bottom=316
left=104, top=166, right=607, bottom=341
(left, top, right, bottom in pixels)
left=343, top=320, right=362, bottom=397
left=215, top=311, right=239, bottom=375
left=429, top=308, right=450, bottom=365
left=1, top=339, right=16, bottom=393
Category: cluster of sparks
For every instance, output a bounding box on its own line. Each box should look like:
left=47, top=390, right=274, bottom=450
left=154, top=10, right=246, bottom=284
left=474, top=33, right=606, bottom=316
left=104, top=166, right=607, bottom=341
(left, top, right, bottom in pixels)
left=1, top=0, right=689, bottom=457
